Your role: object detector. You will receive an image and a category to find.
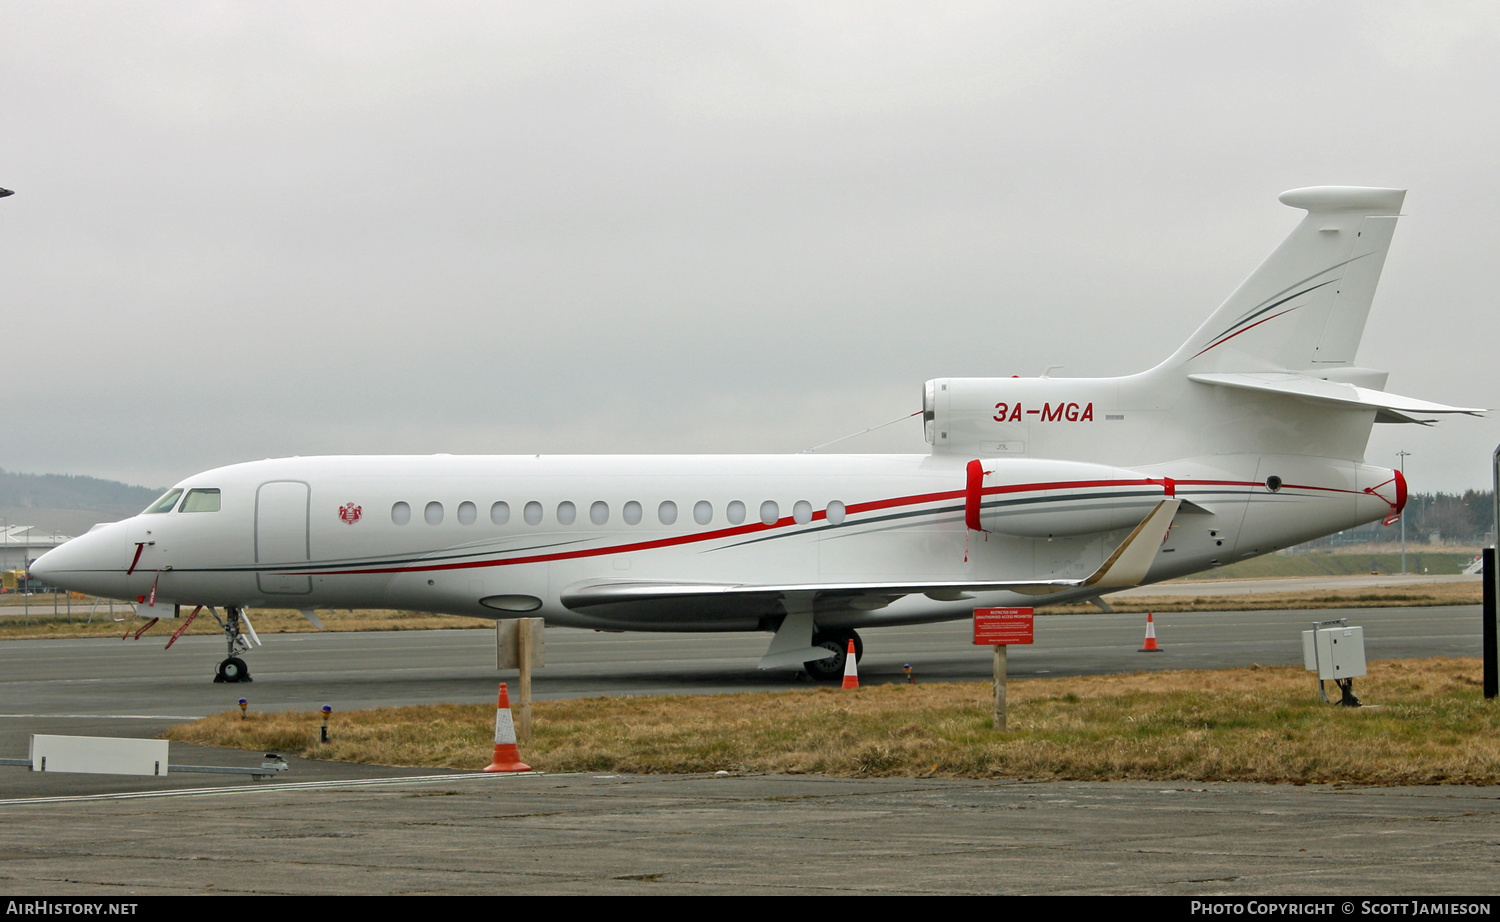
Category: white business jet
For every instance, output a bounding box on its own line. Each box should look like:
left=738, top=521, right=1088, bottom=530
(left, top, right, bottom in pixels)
left=29, top=187, right=1481, bottom=683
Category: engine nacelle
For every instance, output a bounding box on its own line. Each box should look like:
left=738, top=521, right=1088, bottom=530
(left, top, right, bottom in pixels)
left=963, top=456, right=1172, bottom=538
left=924, top=376, right=1125, bottom=462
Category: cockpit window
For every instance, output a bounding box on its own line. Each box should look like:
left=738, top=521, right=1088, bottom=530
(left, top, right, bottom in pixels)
left=143, top=489, right=184, bottom=514
left=180, top=489, right=221, bottom=513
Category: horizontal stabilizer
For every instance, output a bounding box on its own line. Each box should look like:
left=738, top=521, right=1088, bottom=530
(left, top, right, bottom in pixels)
left=1189, top=372, right=1484, bottom=423
left=562, top=500, right=1182, bottom=618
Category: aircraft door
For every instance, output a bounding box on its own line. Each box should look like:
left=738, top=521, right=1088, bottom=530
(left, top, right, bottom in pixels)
left=256, top=481, right=312, bottom=594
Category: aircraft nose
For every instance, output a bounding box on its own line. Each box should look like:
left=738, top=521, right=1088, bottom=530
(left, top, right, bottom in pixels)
left=27, top=522, right=129, bottom=599
left=26, top=549, right=57, bottom=584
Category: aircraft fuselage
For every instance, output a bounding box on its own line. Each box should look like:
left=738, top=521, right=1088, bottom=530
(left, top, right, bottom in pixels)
left=38, top=450, right=1396, bottom=632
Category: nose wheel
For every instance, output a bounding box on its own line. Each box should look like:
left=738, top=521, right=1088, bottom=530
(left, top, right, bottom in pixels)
left=211, top=606, right=257, bottom=683
left=216, top=656, right=250, bottom=683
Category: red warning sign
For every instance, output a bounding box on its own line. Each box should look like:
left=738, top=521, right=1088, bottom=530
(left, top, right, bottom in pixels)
left=973, top=607, right=1034, bottom=646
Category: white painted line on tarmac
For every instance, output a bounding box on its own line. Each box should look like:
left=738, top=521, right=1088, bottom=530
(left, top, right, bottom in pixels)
left=0, top=770, right=541, bottom=807
left=0, top=714, right=202, bottom=720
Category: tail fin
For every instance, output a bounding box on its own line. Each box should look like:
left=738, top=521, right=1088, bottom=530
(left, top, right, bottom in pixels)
left=1164, top=186, right=1405, bottom=375
left=921, top=186, right=1479, bottom=463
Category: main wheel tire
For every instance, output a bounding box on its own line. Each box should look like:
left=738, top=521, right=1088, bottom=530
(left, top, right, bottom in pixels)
left=803, top=638, right=846, bottom=681
left=804, top=629, right=862, bottom=681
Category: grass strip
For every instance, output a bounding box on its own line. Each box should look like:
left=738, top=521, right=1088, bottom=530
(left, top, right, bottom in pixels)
left=165, top=657, right=1500, bottom=785
left=1048, top=581, right=1480, bottom=613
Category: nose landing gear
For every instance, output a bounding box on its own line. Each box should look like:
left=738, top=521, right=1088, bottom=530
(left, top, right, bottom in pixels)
left=211, top=606, right=259, bottom=683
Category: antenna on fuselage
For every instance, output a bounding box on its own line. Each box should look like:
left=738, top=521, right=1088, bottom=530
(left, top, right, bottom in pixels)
left=798, top=410, right=922, bottom=454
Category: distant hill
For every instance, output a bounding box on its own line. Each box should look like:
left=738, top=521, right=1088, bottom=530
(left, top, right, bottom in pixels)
left=0, top=468, right=164, bottom=536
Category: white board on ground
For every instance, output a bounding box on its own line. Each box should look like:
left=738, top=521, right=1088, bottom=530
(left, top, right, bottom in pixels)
left=30, top=734, right=169, bottom=776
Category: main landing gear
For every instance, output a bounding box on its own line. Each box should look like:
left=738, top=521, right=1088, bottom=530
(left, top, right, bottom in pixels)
left=212, top=605, right=257, bottom=683
left=803, top=629, right=863, bottom=681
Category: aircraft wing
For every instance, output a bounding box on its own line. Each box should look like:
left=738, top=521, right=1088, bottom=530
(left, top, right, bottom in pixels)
left=1188, top=372, right=1484, bottom=424
left=560, top=499, right=1180, bottom=621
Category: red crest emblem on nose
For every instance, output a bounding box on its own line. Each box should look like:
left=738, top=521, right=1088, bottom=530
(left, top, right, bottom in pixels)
left=338, top=503, right=363, bottom=524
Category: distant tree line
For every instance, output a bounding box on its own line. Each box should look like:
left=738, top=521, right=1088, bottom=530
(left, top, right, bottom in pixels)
left=0, top=468, right=162, bottom=512
left=1311, top=491, right=1495, bottom=546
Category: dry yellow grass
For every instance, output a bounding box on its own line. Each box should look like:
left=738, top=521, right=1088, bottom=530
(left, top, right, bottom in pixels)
left=166, top=657, right=1500, bottom=785
left=0, top=605, right=493, bottom=640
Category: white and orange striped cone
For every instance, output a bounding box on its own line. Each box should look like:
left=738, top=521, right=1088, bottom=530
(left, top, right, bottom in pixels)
left=482, top=682, right=532, bottom=773
left=841, top=639, right=859, bottom=689
left=1138, top=611, right=1162, bottom=653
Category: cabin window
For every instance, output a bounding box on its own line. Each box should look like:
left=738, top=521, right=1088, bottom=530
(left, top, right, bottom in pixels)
left=392, top=502, right=412, bottom=525
left=457, top=501, right=477, bottom=525
left=424, top=502, right=444, bottom=525
left=623, top=501, right=643, bottom=525
left=590, top=501, right=609, bottom=525
left=179, top=489, right=221, bottom=513
left=491, top=501, right=510, bottom=525
left=557, top=501, right=577, bottom=525
left=759, top=500, right=780, bottom=525
left=826, top=500, right=846, bottom=525
left=143, top=489, right=183, bottom=514
left=694, top=501, right=713, bottom=525
left=793, top=500, right=812, bottom=525
left=658, top=501, right=678, bottom=525
left=726, top=500, right=746, bottom=525
left=524, top=501, right=543, bottom=525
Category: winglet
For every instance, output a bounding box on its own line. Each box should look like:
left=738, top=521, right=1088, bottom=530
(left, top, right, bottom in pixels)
left=1081, top=499, right=1180, bottom=589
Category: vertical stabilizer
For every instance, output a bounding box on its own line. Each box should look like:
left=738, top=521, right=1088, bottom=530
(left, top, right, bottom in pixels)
left=923, top=186, right=1465, bottom=466
left=1163, top=186, right=1405, bottom=375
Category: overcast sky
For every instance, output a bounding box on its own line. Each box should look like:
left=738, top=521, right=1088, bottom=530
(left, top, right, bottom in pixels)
left=3, top=1, right=1498, bottom=494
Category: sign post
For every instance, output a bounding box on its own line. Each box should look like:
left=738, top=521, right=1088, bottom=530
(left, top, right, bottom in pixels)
left=497, top=618, right=545, bottom=740
left=973, top=607, right=1034, bottom=730
left=1489, top=444, right=1500, bottom=700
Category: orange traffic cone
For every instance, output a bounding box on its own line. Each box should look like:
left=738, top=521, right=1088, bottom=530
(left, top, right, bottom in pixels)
left=1138, top=611, right=1162, bottom=653
left=841, top=639, right=859, bottom=689
left=482, top=682, right=532, bottom=773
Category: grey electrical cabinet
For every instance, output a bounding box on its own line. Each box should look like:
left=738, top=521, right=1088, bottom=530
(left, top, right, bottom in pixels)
left=1302, top=625, right=1367, bottom=681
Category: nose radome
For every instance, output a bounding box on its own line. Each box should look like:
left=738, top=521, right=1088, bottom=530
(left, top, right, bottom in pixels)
left=26, top=547, right=58, bottom=583
left=24, top=522, right=129, bottom=598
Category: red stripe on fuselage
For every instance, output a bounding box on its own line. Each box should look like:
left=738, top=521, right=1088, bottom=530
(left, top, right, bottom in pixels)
left=297, top=477, right=1359, bottom=577
left=308, top=488, right=967, bottom=576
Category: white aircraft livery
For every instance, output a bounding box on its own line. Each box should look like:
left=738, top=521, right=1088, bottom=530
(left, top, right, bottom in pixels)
left=30, top=187, right=1482, bottom=682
